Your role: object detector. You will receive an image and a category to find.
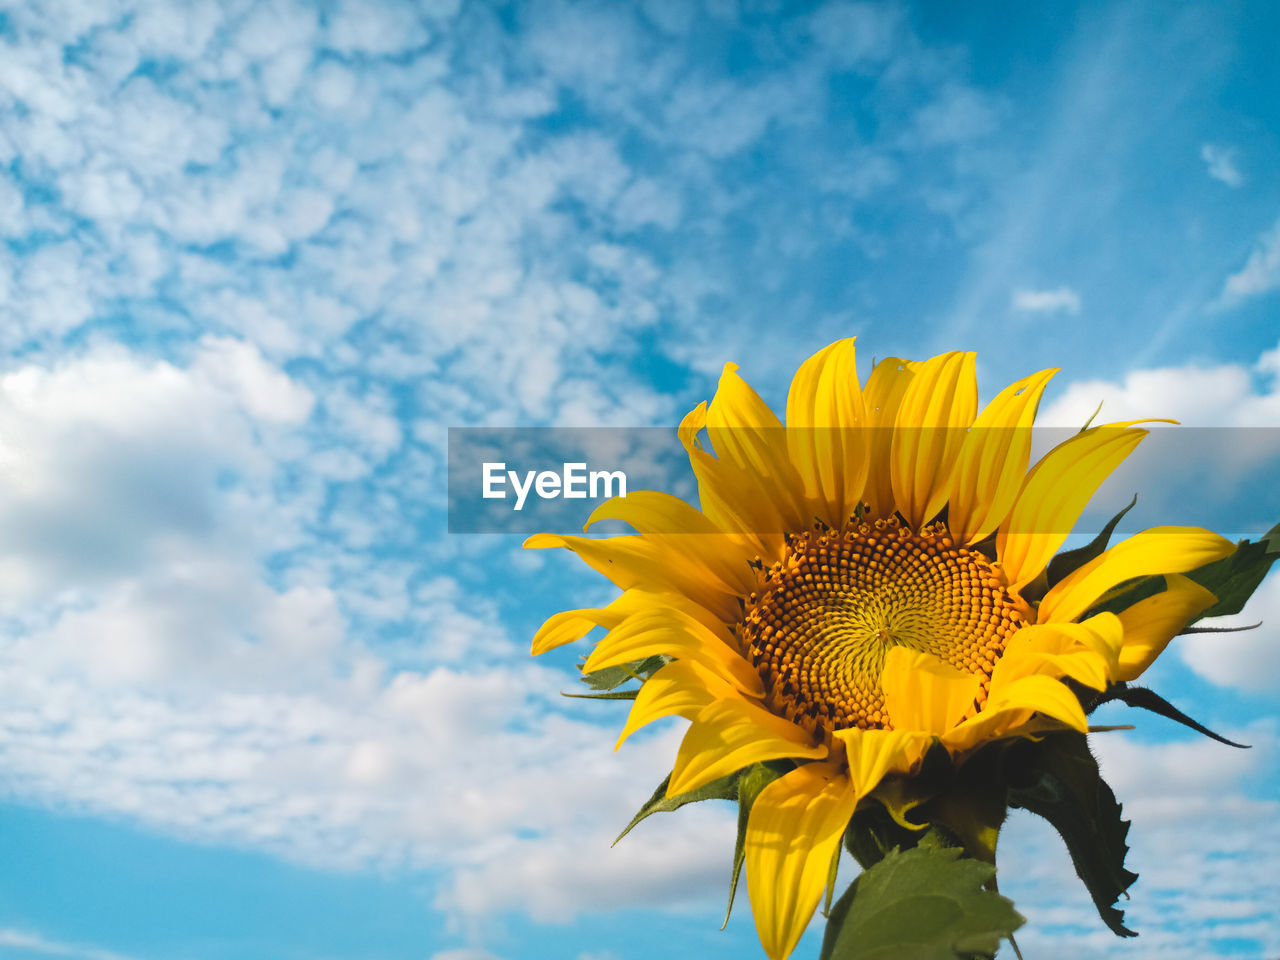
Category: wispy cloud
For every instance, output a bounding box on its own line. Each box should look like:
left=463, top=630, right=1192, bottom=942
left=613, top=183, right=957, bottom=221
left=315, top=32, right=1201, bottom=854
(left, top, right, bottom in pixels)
left=1200, top=142, right=1244, bottom=187
left=0, top=928, right=143, bottom=960
left=1220, top=214, right=1280, bottom=304
left=1011, top=286, right=1082, bottom=315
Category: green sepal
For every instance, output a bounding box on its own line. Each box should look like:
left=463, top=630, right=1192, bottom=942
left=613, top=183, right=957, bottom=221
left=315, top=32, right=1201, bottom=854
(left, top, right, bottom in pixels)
left=1183, top=521, right=1280, bottom=622
left=579, top=654, right=671, bottom=691
left=1081, top=575, right=1162, bottom=617
left=926, top=746, right=1010, bottom=865
left=722, top=760, right=789, bottom=929
left=1006, top=732, right=1138, bottom=937
left=1092, top=683, right=1249, bottom=748
left=818, top=846, right=1024, bottom=960
left=845, top=740, right=1020, bottom=871
left=613, top=770, right=740, bottom=847
left=560, top=689, right=639, bottom=700
left=1045, top=494, right=1137, bottom=588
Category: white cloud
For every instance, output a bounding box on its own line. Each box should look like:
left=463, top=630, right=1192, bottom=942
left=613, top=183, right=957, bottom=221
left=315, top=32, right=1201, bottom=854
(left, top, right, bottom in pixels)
left=1200, top=143, right=1243, bottom=187
left=1221, top=214, right=1280, bottom=304
left=0, top=347, right=720, bottom=923
left=325, top=0, right=432, bottom=55
left=1011, top=286, right=1082, bottom=315
left=1038, top=341, right=1280, bottom=428
left=0, top=339, right=312, bottom=605
left=0, top=928, right=140, bottom=960
left=439, top=804, right=734, bottom=922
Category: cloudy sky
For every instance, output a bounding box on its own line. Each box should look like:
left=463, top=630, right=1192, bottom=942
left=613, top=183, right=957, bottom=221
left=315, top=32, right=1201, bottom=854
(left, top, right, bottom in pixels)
left=0, top=1, right=1277, bottom=959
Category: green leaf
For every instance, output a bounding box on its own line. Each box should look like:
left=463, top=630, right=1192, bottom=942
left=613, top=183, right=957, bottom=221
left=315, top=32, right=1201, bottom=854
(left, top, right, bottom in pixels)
left=1046, top=494, right=1137, bottom=588
left=722, top=761, right=788, bottom=929
left=613, top=770, right=740, bottom=847
left=580, top=654, right=671, bottom=691
left=1093, top=683, right=1249, bottom=748
left=818, top=846, right=1024, bottom=960
left=1007, top=733, right=1138, bottom=937
left=1185, top=522, right=1280, bottom=621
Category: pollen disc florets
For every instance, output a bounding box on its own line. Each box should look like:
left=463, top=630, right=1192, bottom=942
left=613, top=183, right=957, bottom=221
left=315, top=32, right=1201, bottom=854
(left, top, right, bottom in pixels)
left=740, top=517, right=1025, bottom=736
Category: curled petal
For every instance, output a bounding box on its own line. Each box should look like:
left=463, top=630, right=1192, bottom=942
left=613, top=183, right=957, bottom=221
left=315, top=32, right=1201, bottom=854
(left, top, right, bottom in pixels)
left=1038, top=527, right=1235, bottom=625
left=585, top=490, right=757, bottom=594
left=524, top=532, right=741, bottom=622
left=615, top=659, right=739, bottom=749
left=1114, top=574, right=1217, bottom=682
left=583, top=609, right=764, bottom=697
left=944, top=674, right=1088, bottom=752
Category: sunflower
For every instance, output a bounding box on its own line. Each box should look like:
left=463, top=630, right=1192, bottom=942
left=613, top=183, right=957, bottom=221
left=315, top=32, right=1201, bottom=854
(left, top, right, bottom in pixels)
left=526, top=340, right=1234, bottom=960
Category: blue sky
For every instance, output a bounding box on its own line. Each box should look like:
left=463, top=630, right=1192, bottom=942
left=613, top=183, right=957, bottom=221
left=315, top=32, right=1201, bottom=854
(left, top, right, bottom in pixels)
left=0, top=1, right=1277, bottom=959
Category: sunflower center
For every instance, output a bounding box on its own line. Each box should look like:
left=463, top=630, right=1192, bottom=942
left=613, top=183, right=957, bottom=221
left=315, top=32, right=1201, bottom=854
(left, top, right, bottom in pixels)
left=739, top=518, right=1024, bottom=735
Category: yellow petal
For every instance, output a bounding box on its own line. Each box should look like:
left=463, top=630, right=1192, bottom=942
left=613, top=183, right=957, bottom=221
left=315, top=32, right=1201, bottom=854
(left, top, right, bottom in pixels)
left=1114, top=574, right=1218, bottom=682
left=834, top=726, right=932, bottom=797
left=861, top=357, right=917, bottom=519
left=706, top=362, right=808, bottom=532
left=996, top=422, right=1153, bottom=591
left=945, top=674, right=1088, bottom=752
left=523, top=532, right=740, bottom=622
left=992, top=621, right=1116, bottom=691
left=668, top=698, right=826, bottom=796
left=890, top=351, right=978, bottom=528
left=531, top=587, right=729, bottom=655
left=529, top=598, right=630, bottom=656
left=679, top=402, right=786, bottom=558
left=745, top=762, right=857, bottom=960
left=1038, top=527, right=1235, bottom=625
left=879, top=646, right=981, bottom=735
left=615, top=659, right=740, bottom=749
left=585, top=489, right=724, bottom=535
left=585, top=490, right=757, bottom=594
left=947, top=368, right=1057, bottom=545
left=785, top=338, right=869, bottom=528
left=584, top=609, right=764, bottom=697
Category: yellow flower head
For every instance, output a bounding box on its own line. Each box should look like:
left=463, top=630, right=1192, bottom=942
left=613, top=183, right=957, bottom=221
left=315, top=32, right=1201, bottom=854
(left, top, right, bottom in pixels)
left=526, top=341, right=1233, bottom=960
